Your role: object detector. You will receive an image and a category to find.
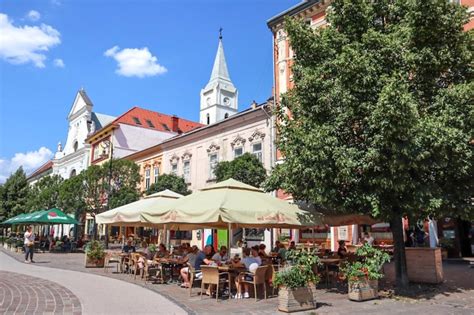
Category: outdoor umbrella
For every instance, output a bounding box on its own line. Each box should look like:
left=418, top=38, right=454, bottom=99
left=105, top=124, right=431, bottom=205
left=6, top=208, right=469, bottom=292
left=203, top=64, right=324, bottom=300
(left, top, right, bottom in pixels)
left=20, top=208, right=79, bottom=225
left=1, top=212, right=35, bottom=225
left=140, top=178, right=323, bottom=229
left=95, top=189, right=183, bottom=226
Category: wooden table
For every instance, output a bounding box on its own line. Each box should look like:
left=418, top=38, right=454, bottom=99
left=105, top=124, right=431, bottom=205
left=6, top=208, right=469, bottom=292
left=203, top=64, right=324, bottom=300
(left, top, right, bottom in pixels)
left=320, top=258, right=342, bottom=287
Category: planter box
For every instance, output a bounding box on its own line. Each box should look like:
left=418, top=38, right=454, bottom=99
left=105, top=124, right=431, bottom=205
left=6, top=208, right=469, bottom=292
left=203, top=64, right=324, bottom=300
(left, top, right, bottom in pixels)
left=406, top=248, right=443, bottom=284
left=348, top=279, right=378, bottom=302
left=85, top=256, right=105, bottom=268
left=278, top=284, right=317, bottom=313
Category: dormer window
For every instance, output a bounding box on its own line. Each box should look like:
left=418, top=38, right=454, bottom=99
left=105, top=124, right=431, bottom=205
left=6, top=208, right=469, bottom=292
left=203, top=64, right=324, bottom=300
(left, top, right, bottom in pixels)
left=146, top=119, right=155, bottom=128
left=132, top=117, right=142, bottom=125
left=161, top=123, right=170, bottom=131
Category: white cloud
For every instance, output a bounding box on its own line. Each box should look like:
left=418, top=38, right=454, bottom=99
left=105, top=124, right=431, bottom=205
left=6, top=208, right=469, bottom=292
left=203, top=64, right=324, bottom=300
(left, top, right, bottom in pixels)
left=0, top=13, right=61, bottom=68
left=0, top=147, right=53, bottom=183
left=27, top=10, right=41, bottom=22
left=53, top=58, right=64, bottom=68
left=104, top=45, right=167, bottom=78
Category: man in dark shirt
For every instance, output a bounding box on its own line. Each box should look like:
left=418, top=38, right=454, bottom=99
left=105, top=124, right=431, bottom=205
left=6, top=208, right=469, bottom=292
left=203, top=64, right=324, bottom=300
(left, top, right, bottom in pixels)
left=194, top=245, right=213, bottom=271
left=122, top=240, right=136, bottom=253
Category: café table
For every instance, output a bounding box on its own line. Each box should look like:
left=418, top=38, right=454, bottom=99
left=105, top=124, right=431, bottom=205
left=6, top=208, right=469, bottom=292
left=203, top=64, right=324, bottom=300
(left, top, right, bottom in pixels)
left=320, top=258, right=342, bottom=287
left=217, top=264, right=247, bottom=296
left=155, top=258, right=184, bottom=283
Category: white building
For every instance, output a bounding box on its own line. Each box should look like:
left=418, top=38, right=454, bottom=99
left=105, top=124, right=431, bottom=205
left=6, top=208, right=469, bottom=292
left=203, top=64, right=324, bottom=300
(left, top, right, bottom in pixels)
left=52, top=89, right=115, bottom=179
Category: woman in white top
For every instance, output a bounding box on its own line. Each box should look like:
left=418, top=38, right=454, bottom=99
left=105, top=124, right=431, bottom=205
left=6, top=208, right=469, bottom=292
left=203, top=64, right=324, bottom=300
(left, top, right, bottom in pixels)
left=24, top=226, right=35, bottom=263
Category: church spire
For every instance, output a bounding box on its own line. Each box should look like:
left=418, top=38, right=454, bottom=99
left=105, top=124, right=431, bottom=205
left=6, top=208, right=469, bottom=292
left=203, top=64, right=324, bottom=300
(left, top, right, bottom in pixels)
left=208, top=28, right=231, bottom=84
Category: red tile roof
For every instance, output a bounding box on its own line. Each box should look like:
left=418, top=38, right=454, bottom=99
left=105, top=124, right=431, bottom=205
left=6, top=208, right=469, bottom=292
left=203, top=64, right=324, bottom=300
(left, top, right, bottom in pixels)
left=27, top=160, right=53, bottom=180
left=113, top=107, right=203, bottom=134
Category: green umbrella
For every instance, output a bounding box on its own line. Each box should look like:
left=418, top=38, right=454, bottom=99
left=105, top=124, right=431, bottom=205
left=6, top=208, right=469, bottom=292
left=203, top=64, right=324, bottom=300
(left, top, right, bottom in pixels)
left=24, top=208, right=79, bottom=225
left=1, top=211, right=38, bottom=225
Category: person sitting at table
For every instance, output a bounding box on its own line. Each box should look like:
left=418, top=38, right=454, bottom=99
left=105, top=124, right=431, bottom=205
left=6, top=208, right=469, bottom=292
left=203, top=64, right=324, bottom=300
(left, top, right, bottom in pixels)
left=258, top=244, right=268, bottom=258
left=288, top=241, right=297, bottom=251
left=155, top=243, right=169, bottom=259
left=180, top=245, right=213, bottom=289
left=211, top=246, right=229, bottom=263
left=363, top=232, right=375, bottom=246
left=179, top=245, right=199, bottom=288
left=272, top=241, right=281, bottom=253
left=277, top=243, right=288, bottom=260
left=337, top=240, right=347, bottom=258
left=122, top=240, right=136, bottom=253
left=233, top=247, right=262, bottom=299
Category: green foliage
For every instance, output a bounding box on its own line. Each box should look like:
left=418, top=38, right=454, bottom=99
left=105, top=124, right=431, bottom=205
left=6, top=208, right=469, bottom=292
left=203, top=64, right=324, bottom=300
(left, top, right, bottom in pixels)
left=268, top=0, right=473, bottom=222
left=341, top=244, right=390, bottom=282
left=58, top=173, right=87, bottom=222
left=0, top=167, right=29, bottom=219
left=274, top=249, right=320, bottom=289
left=148, top=244, right=157, bottom=253
left=146, top=173, right=191, bottom=196
left=438, top=238, right=454, bottom=249
left=26, top=175, right=63, bottom=211
left=215, top=153, right=267, bottom=188
left=85, top=240, right=105, bottom=260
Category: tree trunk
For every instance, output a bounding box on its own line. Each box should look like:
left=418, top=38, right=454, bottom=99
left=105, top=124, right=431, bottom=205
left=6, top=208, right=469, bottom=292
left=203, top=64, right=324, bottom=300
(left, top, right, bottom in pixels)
left=390, top=212, right=409, bottom=293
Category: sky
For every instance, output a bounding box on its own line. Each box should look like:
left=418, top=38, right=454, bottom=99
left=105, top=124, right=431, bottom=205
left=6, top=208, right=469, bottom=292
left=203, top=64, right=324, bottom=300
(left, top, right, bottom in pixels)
left=0, top=0, right=296, bottom=182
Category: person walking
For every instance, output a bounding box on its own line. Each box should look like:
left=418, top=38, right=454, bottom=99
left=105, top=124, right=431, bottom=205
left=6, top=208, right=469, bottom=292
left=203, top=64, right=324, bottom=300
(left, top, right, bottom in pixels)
left=24, top=226, right=35, bottom=263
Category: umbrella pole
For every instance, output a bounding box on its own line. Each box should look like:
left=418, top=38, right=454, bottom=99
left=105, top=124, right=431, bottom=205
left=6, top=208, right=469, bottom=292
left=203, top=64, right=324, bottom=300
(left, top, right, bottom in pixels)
left=228, top=222, right=232, bottom=250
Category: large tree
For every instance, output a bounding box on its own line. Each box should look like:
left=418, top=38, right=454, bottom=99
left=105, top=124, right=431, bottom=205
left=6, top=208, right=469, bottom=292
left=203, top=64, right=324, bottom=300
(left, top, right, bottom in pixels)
left=268, top=0, right=473, bottom=292
left=26, top=174, right=63, bottom=211
left=146, top=173, right=191, bottom=196
left=1, top=167, right=29, bottom=218
left=58, top=173, right=87, bottom=238
left=215, top=153, right=267, bottom=187
left=102, top=159, right=141, bottom=209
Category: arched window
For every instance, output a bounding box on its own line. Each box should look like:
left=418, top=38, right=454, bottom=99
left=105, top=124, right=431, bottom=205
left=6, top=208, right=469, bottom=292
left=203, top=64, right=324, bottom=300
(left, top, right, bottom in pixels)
left=224, top=113, right=229, bottom=119
left=73, top=141, right=78, bottom=152
left=70, top=169, right=76, bottom=177
left=206, top=113, right=210, bottom=125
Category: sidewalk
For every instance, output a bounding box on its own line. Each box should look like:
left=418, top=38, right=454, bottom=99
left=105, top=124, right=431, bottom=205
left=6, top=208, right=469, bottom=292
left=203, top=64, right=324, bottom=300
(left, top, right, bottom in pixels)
left=0, top=251, right=185, bottom=315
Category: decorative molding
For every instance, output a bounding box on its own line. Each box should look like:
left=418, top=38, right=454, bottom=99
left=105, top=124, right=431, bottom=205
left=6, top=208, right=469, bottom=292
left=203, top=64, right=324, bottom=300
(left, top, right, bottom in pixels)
left=182, top=151, right=192, bottom=161
left=169, top=154, right=180, bottom=164
left=207, top=143, right=220, bottom=153
left=248, top=130, right=266, bottom=142
left=230, top=135, right=246, bottom=148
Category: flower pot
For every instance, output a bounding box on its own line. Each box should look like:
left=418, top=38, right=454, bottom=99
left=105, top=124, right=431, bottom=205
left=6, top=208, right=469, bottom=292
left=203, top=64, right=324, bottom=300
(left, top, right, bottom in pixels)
left=85, top=255, right=105, bottom=268
left=278, top=284, right=317, bottom=313
left=348, top=278, right=378, bottom=301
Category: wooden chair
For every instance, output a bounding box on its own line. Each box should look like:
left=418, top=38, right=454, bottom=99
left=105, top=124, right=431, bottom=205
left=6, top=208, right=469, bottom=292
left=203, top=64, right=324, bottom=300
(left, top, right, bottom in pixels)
left=104, top=252, right=121, bottom=273
left=238, top=265, right=268, bottom=301
left=129, top=253, right=141, bottom=278
left=200, top=265, right=229, bottom=301
left=140, top=259, right=164, bottom=284
left=266, top=264, right=279, bottom=297
left=187, top=263, right=202, bottom=297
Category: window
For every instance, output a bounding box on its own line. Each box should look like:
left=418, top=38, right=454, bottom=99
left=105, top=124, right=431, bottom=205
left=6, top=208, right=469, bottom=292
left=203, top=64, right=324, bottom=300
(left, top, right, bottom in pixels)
left=70, top=169, right=76, bottom=177
left=146, top=119, right=155, bottom=128
left=73, top=141, right=78, bottom=152
left=161, top=123, right=170, bottom=131
left=224, top=113, right=229, bottom=119
left=171, top=163, right=178, bottom=175
left=252, top=143, right=262, bottom=162
left=206, top=113, right=210, bottom=125
left=183, top=161, right=190, bottom=183
left=234, top=147, right=243, bottom=158
left=209, top=154, right=218, bottom=179
left=132, top=117, right=142, bottom=125
left=153, top=166, right=159, bottom=183
left=145, top=168, right=151, bottom=189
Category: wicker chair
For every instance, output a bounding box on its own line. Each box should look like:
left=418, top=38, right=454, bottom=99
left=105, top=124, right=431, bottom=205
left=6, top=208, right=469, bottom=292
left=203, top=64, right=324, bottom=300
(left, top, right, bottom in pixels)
left=238, top=265, right=268, bottom=301
left=200, top=265, right=229, bottom=301
left=104, top=252, right=121, bottom=273
left=187, top=263, right=202, bottom=296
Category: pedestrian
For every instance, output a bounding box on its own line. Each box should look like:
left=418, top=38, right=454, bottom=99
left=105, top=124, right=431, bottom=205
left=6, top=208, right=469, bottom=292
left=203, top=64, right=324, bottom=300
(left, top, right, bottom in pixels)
left=24, top=226, right=35, bottom=263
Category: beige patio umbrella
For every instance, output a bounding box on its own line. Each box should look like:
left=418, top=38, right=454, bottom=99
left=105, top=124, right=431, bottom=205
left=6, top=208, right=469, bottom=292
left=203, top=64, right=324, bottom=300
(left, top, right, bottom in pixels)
left=140, top=179, right=323, bottom=229
left=95, top=189, right=183, bottom=226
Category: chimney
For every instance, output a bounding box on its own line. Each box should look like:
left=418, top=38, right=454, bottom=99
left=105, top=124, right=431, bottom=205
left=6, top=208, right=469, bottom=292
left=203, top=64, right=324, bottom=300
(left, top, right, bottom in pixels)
left=171, top=115, right=180, bottom=133
left=251, top=100, right=258, bottom=109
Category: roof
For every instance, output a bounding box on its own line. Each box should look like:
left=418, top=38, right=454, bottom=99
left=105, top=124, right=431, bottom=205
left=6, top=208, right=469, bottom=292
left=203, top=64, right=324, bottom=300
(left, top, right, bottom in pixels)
left=114, top=107, right=203, bottom=133
left=91, top=112, right=116, bottom=129
left=210, top=37, right=231, bottom=83
left=78, top=89, right=93, bottom=106
left=267, top=0, right=322, bottom=28
left=27, top=160, right=53, bottom=180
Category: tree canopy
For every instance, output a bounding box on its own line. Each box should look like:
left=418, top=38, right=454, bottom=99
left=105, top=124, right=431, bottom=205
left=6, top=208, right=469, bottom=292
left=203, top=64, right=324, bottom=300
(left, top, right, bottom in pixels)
left=268, top=0, right=473, bottom=290
left=215, top=153, right=267, bottom=187
left=146, top=173, right=191, bottom=196
left=0, top=167, right=29, bottom=219
left=26, top=174, right=63, bottom=211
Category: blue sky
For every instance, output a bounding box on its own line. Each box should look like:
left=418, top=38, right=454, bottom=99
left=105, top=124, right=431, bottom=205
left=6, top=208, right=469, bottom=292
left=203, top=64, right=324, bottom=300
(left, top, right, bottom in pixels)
left=0, top=0, right=295, bottom=181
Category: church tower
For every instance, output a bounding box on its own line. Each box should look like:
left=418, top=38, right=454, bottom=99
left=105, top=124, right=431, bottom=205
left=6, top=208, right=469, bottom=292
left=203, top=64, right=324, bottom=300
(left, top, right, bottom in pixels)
left=200, top=31, right=238, bottom=125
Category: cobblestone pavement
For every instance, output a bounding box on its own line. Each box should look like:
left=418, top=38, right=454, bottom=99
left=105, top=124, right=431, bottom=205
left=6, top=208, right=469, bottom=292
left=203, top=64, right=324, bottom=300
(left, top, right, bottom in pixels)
left=0, top=271, right=82, bottom=315
left=1, top=248, right=473, bottom=315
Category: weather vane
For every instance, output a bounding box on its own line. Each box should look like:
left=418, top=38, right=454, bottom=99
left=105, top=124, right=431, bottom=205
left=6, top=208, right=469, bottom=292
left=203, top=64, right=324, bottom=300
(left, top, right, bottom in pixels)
left=219, top=27, right=223, bottom=40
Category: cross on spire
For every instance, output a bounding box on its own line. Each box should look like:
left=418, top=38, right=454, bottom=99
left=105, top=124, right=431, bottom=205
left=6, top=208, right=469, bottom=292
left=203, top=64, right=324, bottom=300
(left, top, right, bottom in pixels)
left=219, top=27, right=223, bottom=40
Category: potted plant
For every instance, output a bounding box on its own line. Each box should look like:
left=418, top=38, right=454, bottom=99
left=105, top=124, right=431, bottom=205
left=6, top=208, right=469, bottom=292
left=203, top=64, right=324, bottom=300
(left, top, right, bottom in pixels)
left=5, top=238, right=12, bottom=249
left=340, top=244, right=390, bottom=302
left=439, top=238, right=454, bottom=260
left=84, top=240, right=105, bottom=268
left=274, top=249, right=320, bottom=312
left=15, top=240, right=24, bottom=253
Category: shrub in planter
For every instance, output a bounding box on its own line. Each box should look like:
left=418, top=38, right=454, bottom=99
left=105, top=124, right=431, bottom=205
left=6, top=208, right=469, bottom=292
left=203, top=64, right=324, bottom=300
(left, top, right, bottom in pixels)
left=439, top=238, right=454, bottom=259
left=274, top=249, right=320, bottom=312
left=85, top=240, right=105, bottom=267
left=340, top=244, right=390, bottom=301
